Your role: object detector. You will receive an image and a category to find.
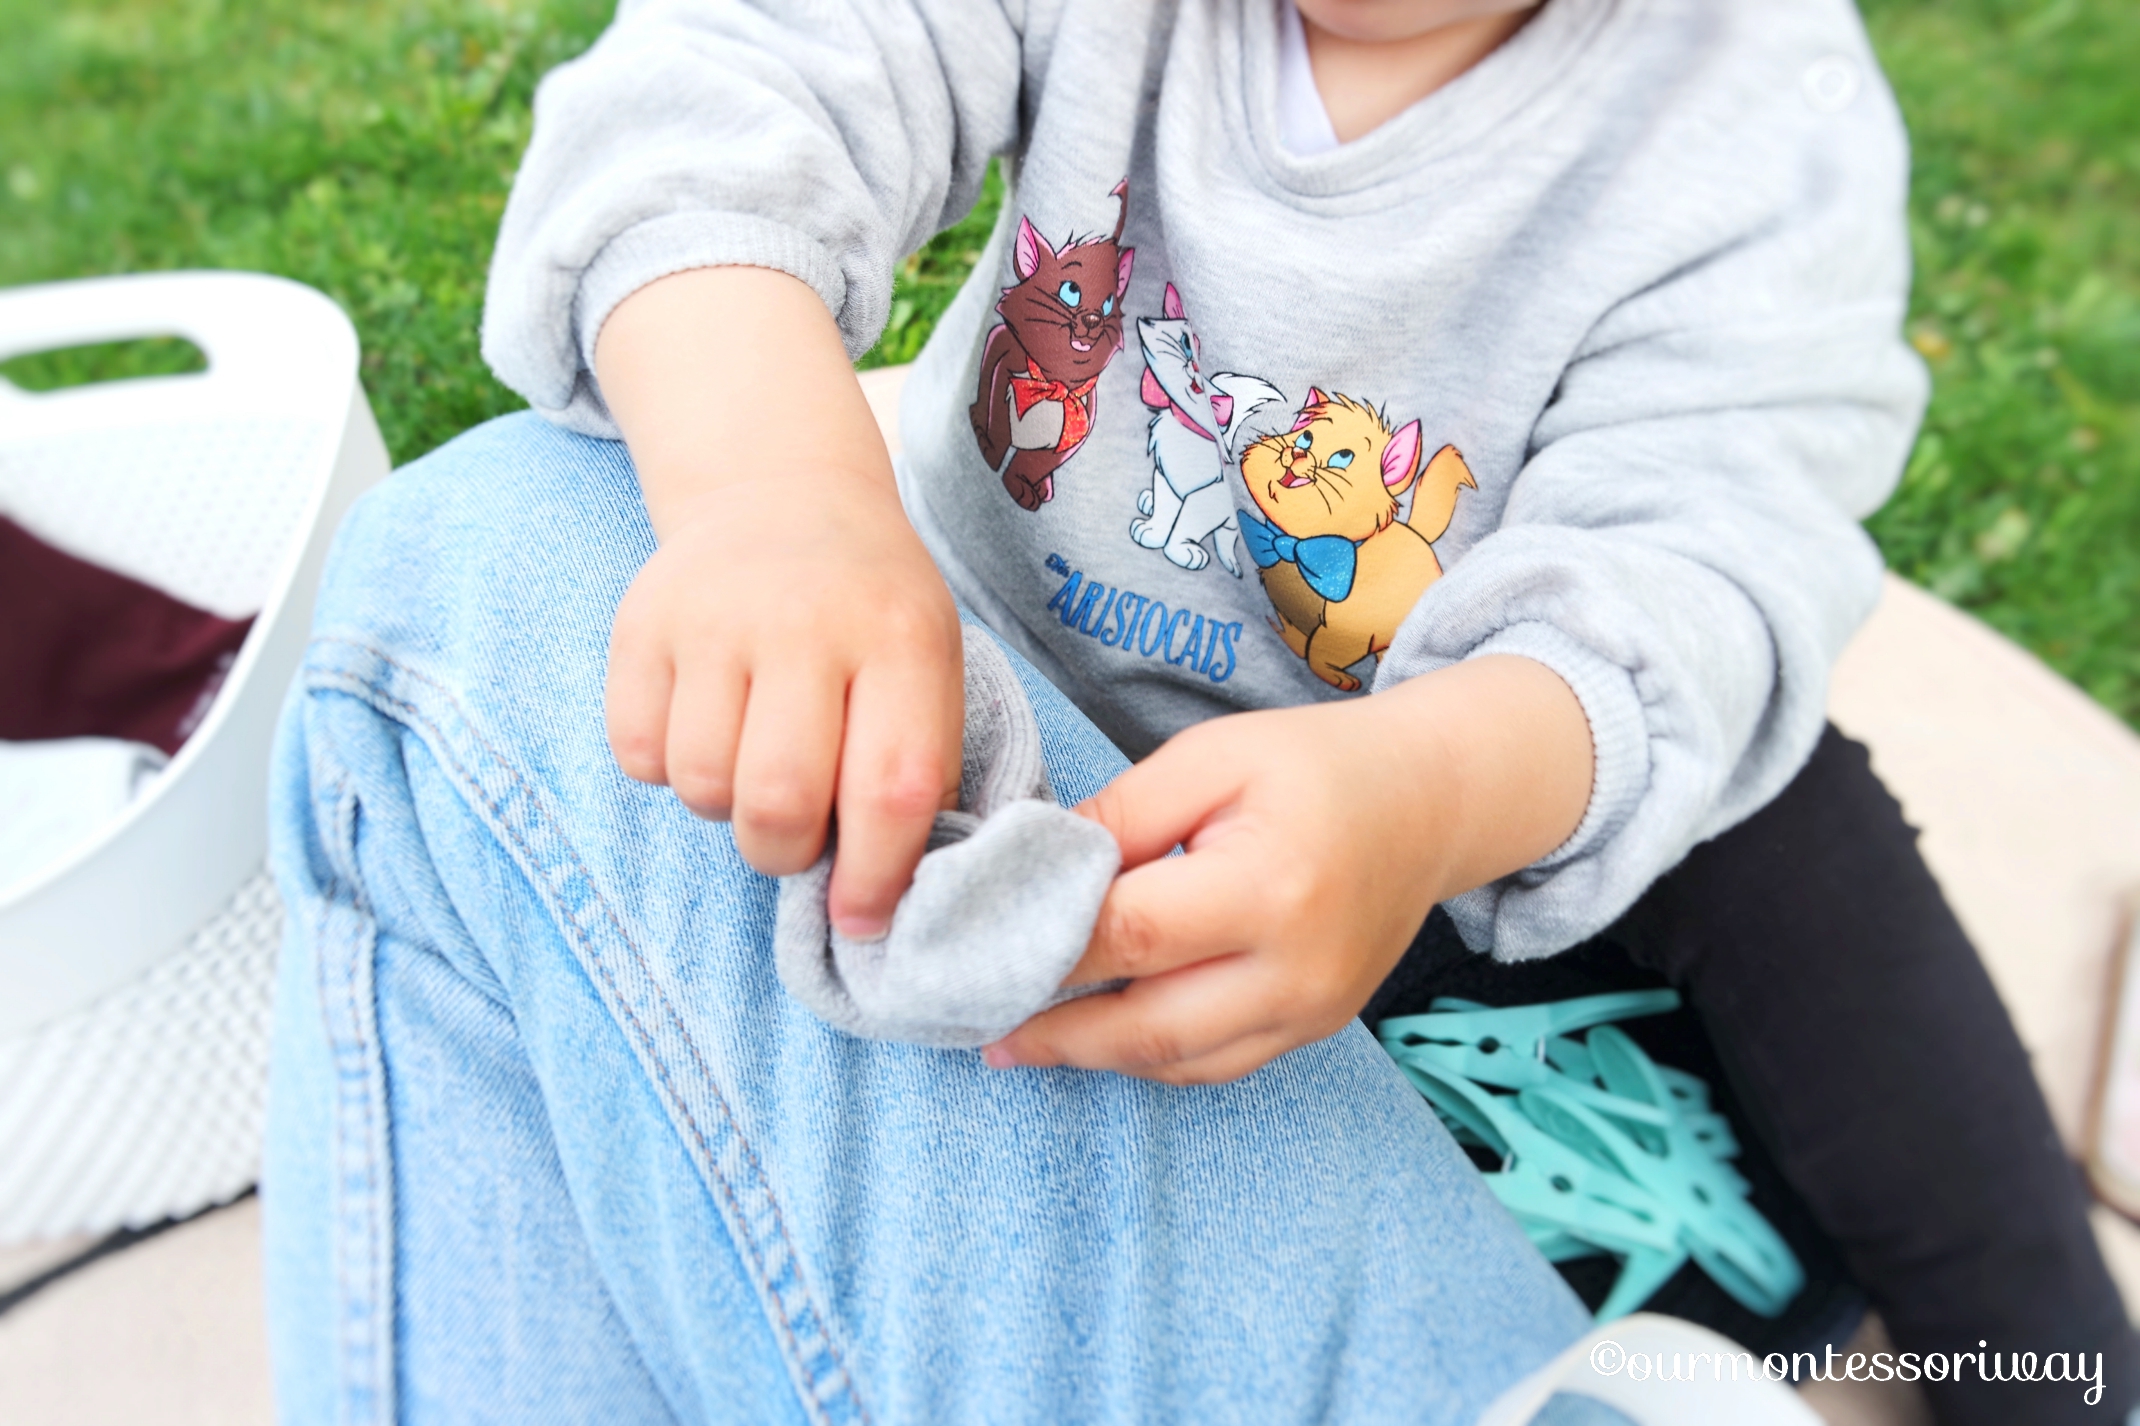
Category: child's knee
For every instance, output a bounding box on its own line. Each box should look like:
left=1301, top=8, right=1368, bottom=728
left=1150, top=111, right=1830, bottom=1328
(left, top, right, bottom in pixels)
left=319, top=412, right=651, bottom=648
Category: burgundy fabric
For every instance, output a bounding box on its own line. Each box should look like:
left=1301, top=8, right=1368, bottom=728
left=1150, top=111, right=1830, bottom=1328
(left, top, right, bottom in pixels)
left=0, top=516, right=255, bottom=756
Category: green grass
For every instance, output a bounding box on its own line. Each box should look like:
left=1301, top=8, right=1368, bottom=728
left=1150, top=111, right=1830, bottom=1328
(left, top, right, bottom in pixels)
left=1, top=335, right=205, bottom=390
left=1862, top=0, right=2140, bottom=722
left=1, top=0, right=2133, bottom=723
left=0, top=0, right=611, bottom=459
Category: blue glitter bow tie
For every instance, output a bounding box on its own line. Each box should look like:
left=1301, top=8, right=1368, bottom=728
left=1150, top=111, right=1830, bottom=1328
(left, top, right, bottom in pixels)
left=1239, top=510, right=1357, bottom=602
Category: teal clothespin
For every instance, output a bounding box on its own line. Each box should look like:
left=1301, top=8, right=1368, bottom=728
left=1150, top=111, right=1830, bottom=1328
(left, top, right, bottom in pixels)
left=1378, top=990, right=1803, bottom=1324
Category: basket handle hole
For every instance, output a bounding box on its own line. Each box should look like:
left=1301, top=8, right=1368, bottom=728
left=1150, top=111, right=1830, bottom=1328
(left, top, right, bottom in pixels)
left=2, top=336, right=207, bottom=392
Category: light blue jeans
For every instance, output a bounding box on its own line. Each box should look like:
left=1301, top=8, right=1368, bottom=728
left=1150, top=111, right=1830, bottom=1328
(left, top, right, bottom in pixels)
left=262, top=413, right=1620, bottom=1425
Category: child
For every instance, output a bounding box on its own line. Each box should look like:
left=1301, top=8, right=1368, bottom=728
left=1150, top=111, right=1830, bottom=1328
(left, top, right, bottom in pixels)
left=267, top=0, right=2132, bottom=1420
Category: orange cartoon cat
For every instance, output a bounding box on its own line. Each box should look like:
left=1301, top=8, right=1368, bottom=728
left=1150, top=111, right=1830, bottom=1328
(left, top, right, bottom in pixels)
left=1239, top=390, right=1476, bottom=691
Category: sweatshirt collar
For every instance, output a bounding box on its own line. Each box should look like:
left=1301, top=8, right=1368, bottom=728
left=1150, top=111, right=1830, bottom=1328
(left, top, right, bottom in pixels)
left=1224, top=0, right=1625, bottom=200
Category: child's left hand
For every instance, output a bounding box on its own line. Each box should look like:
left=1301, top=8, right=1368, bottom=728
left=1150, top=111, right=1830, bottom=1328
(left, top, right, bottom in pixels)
left=983, top=654, right=1595, bottom=1085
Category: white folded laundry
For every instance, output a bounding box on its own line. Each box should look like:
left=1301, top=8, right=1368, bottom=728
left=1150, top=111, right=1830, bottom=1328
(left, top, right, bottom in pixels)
left=0, top=736, right=168, bottom=898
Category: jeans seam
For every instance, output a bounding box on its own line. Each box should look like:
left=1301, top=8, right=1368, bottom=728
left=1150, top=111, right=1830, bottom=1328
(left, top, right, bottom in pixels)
left=303, top=635, right=869, bottom=1426
left=310, top=764, right=395, bottom=1426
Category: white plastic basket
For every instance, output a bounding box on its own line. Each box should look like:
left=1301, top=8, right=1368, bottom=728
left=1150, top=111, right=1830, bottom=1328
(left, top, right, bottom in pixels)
left=0, top=271, right=389, bottom=1242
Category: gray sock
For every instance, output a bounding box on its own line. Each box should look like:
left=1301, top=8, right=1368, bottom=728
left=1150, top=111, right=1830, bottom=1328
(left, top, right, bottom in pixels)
left=774, top=630, right=1122, bottom=1048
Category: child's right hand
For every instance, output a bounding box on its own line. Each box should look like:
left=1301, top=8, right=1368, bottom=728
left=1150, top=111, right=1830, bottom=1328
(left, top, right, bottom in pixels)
left=596, top=267, right=964, bottom=938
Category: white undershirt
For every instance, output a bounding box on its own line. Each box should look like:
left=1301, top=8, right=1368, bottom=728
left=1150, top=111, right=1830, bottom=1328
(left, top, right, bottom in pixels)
left=1275, top=2, right=1342, bottom=157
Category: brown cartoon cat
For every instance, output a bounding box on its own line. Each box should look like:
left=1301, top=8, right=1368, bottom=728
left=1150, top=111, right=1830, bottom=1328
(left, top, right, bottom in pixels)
left=1239, top=390, right=1476, bottom=691
left=970, top=181, right=1134, bottom=511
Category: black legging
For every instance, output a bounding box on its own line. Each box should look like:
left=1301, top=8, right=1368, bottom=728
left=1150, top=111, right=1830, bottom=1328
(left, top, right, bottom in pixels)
left=1366, top=725, right=2138, bottom=1426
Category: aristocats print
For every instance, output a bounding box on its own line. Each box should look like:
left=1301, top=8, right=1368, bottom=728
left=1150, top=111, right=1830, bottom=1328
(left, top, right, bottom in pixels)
left=1237, top=392, right=1475, bottom=692
left=1129, top=283, right=1282, bottom=576
left=932, top=176, right=1484, bottom=753
left=969, top=182, right=1134, bottom=512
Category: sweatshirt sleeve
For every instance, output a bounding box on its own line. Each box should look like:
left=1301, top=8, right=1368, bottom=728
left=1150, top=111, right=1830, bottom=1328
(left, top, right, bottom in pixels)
left=480, top=0, right=1028, bottom=437
left=1375, top=24, right=1931, bottom=960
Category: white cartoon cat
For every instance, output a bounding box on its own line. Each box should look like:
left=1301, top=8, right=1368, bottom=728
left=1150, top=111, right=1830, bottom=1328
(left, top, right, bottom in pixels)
left=1130, top=284, right=1283, bottom=574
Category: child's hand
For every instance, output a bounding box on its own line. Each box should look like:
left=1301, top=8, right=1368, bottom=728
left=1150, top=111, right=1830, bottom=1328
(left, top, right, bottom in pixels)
left=605, top=474, right=962, bottom=933
left=984, top=655, right=1594, bottom=1085
left=597, top=266, right=963, bottom=937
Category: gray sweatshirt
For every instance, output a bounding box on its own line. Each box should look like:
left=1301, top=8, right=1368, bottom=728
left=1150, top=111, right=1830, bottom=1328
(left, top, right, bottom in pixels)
left=482, top=0, right=1928, bottom=959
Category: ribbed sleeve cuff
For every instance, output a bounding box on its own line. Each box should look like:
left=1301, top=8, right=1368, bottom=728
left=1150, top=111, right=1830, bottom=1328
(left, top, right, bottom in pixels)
left=1381, top=619, right=1652, bottom=958
left=1469, top=620, right=1649, bottom=872
left=571, top=210, right=855, bottom=390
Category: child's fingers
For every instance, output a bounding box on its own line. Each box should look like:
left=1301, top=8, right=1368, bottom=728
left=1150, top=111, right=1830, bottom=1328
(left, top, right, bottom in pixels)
left=1133, top=1028, right=1301, bottom=1087
left=1061, top=844, right=1260, bottom=986
left=603, top=612, right=676, bottom=786
left=729, top=663, right=846, bottom=876
left=991, top=955, right=1278, bottom=1076
left=1077, top=722, right=1251, bottom=868
left=828, top=648, right=964, bottom=937
left=660, top=655, right=746, bottom=817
